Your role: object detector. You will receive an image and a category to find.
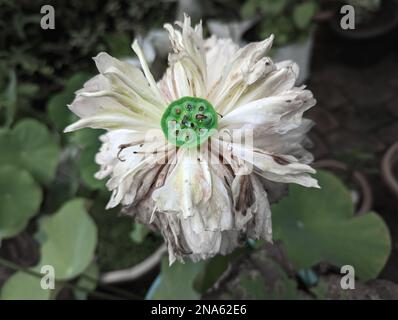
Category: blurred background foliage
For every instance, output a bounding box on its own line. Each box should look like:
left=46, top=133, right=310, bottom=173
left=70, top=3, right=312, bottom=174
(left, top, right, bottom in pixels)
left=241, top=0, right=318, bottom=45
left=0, top=0, right=397, bottom=300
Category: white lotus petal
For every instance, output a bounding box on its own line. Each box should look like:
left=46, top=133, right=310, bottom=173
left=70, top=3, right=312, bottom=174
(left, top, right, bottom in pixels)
left=152, top=148, right=212, bottom=219
left=94, top=52, right=164, bottom=109
left=131, top=40, right=166, bottom=105
left=204, top=36, right=239, bottom=89
left=163, top=14, right=207, bottom=97
left=207, top=35, right=275, bottom=113
left=220, top=89, right=316, bottom=133
left=228, top=61, right=298, bottom=113
left=64, top=112, right=157, bottom=133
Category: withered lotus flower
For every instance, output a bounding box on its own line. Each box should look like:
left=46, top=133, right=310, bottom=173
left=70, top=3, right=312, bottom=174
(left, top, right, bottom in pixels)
left=65, top=15, right=318, bottom=264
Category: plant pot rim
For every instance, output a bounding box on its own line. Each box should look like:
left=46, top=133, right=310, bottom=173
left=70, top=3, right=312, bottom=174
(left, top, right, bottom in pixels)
left=313, top=159, right=373, bottom=215
left=381, top=142, right=398, bottom=198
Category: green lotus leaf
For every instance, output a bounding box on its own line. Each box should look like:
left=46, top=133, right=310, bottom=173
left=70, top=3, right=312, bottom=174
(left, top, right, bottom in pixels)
left=0, top=119, right=60, bottom=184
left=0, top=165, right=42, bottom=240
left=35, top=198, right=97, bottom=280
left=0, top=271, right=50, bottom=300
left=272, top=170, right=391, bottom=281
left=150, top=258, right=205, bottom=300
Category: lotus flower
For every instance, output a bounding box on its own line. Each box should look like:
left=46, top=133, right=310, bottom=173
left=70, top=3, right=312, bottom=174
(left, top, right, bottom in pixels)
left=65, top=15, right=318, bottom=264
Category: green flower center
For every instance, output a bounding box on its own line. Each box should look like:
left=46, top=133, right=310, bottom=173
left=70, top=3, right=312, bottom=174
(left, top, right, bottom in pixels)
left=160, top=96, right=218, bottom=148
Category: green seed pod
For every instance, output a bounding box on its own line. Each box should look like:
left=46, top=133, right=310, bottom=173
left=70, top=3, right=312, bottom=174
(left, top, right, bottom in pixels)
left=161, top=96, right=218, bottom=147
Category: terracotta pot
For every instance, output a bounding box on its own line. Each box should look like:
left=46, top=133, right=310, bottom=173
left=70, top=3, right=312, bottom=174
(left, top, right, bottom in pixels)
left=313, top=159, right=373, bottom=215
left=381, top=142, right=398, bottom=198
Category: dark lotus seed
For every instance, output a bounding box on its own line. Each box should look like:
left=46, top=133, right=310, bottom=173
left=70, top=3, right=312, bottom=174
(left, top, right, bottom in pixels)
left=199, top=105, right=205, bottom=111
left=195, top=114, right=207, bottom=120
left=186, top=104, right=193, bottom=110
left=175, top=108, right=181, bottom=114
